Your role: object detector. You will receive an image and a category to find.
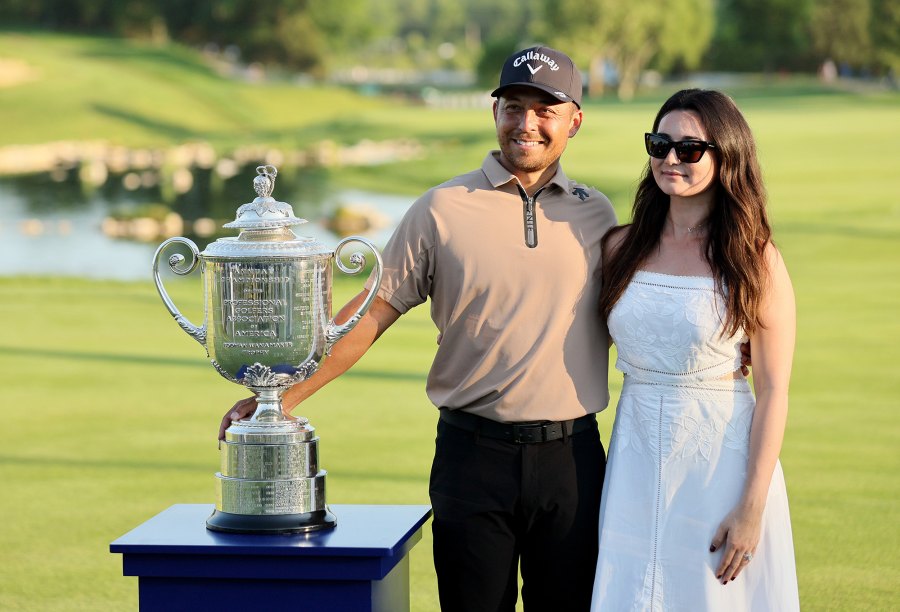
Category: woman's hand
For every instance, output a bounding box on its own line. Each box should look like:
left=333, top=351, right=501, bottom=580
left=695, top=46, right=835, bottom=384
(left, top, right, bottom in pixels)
left=709, top=504, right=764, bottom=584
left=218, top=396, right=258, bottom=440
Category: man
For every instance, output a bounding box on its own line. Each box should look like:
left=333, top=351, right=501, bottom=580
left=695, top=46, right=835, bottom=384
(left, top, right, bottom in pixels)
left=220, top=46, right=617, bottom=611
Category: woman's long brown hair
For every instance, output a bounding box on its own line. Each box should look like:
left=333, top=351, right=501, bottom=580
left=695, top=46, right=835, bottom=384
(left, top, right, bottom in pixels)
left=599, top=89, right=772, bottom=337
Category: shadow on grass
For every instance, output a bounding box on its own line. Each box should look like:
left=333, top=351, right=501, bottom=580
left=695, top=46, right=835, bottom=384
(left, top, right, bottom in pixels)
left=79, top=42, right=220, bottom=81
left=332, top=470, right=428, bottom=485
left=777, top=221, right=900, bottom=241
left=0, top=345, right=427, bottom=381
left=92, top=103, right=201, bottom=141
left=0, top=454, right=207, bottom=472
left=0, top=456, right=428, bottom=483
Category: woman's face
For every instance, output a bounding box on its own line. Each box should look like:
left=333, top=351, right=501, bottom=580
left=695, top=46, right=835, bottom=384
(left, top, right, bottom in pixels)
left=651, top=110, right=717, bottom=200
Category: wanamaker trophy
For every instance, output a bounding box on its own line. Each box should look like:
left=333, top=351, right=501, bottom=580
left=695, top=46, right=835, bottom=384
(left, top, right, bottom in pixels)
left=152, top=165, right=383, bottom=534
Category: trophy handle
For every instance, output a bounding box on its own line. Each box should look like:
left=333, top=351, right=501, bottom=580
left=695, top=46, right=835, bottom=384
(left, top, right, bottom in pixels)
left=152, top=237, right=207, bottom=347
left=324, top=236, right=383, bottom=351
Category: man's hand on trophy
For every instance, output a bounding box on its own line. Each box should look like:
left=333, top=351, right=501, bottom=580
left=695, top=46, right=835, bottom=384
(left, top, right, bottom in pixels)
left=739, top=341, right=752, bottom=377
left=219, top=396, right=258, bottom=440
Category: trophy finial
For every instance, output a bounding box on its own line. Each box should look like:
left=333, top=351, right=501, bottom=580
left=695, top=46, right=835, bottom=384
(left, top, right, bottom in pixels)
left=253, top=165, right=278, bottom=199
left=223, top=164, right=307, bottom=230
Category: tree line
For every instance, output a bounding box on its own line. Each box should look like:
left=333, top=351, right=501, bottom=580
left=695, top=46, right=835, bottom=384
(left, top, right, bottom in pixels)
left=2, top=0, right=896, bottom=98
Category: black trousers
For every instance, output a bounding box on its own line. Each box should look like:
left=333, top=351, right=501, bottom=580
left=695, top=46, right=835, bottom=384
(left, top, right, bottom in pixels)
left=429, top=418, right=606, bottom=612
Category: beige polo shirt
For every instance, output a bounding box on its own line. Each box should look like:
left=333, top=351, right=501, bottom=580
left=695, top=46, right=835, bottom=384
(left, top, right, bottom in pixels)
left=371, top=151, right=617, bottom=422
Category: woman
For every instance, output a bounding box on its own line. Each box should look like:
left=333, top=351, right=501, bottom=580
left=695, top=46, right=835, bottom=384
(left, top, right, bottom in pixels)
left=590, top=89, right=800, bottom=611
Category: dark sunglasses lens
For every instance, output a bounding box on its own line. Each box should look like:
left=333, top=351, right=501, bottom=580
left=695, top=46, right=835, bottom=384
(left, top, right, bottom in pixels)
left=645, top=135, right=670, bottom=158
left=675, top=142, right=705, bottom=163
left=645, top=134, right=711, bottom=163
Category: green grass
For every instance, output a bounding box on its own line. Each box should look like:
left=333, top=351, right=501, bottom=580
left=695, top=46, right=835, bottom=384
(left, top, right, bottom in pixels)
left=1, top=32, right=899, bottom=611
left=0, top=276, right=441, bottom=610
left=0, top=31, right=390, bottom=149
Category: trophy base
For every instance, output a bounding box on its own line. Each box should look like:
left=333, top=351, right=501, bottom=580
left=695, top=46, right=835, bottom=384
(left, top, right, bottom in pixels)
left=205, top=507, right=337, bottom=534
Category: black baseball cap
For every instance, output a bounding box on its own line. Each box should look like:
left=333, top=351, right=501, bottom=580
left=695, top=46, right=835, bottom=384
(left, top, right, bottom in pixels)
left=491, top=46, right=582, bottom=108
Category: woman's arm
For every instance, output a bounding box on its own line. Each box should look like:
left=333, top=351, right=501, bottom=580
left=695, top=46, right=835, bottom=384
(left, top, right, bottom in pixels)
left=711, top=244, right=796, bottom=583
left=601, top=225, right=629, bottom=348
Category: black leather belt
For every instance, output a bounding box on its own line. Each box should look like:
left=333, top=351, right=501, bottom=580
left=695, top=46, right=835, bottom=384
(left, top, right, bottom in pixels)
left=439, top=409, right=596, bottom=444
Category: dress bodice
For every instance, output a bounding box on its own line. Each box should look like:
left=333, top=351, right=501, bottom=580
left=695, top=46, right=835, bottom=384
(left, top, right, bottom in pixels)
left=608, top=270, right=747, bottom=385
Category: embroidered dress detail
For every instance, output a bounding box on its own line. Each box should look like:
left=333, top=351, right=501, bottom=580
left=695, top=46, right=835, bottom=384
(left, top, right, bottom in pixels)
left=591, top=271, right=799, bottom=612
left=608, top=271, right=747, bottom=386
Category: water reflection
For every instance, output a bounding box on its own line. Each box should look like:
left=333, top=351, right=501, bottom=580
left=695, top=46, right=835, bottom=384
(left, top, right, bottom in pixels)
left=0, top=165, right=410, bottom=280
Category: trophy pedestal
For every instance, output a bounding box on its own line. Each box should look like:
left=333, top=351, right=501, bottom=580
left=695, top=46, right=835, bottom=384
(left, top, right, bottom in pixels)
left=111, top=503, right=432, bottom=612
left=210, top=415, right=338, bottom=534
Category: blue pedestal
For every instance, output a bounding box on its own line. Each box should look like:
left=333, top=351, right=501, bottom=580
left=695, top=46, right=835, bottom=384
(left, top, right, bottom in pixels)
left=110, top=504, right=432, bottom=612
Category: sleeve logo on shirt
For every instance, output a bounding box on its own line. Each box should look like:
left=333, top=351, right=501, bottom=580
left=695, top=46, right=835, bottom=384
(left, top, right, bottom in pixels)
left=572, top=187, right=589, bottom=201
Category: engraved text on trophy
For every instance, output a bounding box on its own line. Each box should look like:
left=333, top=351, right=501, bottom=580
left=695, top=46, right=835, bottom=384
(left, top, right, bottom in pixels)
left=206, top=260, right=330, bottom=380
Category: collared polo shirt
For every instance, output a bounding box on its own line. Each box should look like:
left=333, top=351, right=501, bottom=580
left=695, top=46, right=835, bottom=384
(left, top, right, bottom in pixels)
left=369, top=151, right=617, bottom=422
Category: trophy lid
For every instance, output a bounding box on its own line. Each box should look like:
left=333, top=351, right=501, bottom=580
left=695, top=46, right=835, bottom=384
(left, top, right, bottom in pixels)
left=223, top=165, right=307, bottom=230
left=203, top=165, right=332, bottom=258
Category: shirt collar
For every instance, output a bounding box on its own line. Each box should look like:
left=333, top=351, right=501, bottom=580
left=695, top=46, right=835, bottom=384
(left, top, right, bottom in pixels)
left=481, top=151, right=570, bottom=194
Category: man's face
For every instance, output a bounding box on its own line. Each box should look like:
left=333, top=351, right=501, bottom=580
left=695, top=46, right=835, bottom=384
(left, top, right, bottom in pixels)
left=493, top=86, right=582, bottom=175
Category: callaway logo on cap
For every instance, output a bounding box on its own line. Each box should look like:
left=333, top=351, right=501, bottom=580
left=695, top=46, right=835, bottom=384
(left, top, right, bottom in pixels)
left=491, top=46, right=583, bottom=108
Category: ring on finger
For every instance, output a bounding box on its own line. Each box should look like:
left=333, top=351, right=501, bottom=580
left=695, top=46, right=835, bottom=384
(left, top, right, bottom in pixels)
left=742, top=552, right=753, bottom=562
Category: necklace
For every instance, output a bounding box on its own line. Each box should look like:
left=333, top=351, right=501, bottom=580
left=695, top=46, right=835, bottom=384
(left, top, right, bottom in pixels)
left=667, top=215, right=708, bottom=236
left=686, top=222, right=705, bottom=233
left=683, top=216, right=709, bottom=234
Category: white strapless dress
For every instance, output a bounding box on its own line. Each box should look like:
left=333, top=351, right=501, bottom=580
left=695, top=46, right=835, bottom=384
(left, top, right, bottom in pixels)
left=591, top=271, right=799, bottom=612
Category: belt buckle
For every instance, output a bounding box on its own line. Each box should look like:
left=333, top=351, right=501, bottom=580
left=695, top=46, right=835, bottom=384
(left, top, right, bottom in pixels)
left=511, top=422, right=553, bottom=443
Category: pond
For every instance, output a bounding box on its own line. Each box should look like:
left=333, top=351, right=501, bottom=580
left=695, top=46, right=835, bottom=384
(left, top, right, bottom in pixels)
left=0, top=165, right=412, bottom=281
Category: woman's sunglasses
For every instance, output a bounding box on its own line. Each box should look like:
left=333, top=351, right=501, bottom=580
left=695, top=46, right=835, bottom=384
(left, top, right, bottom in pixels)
left=644, top=132, right=716, bottom=163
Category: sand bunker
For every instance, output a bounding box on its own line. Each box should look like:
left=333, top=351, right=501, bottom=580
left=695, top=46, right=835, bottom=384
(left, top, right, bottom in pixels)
left=0, top=58, right=38, bottom=87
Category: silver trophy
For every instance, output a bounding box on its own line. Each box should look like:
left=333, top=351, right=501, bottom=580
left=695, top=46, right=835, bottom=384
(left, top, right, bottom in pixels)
left=152, top=165, right=382, bottom=534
